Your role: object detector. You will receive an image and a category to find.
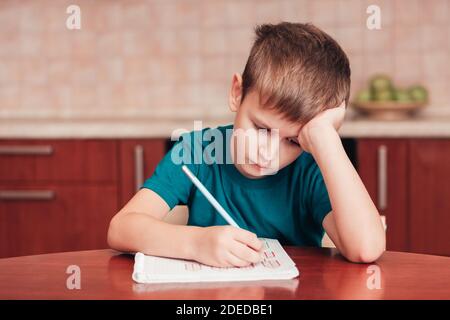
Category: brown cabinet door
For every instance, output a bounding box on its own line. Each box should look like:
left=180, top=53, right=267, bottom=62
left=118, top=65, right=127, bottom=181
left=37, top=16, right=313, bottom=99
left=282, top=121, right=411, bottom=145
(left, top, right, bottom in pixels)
left=0, top=139, right=118, bottom=183
left=357, top=139, right=409, bottom=252
left=409, top=139, right=450, bottom=256
left=0, top=183, right=118, bottom=258
left=118, top=139, right=166, bottom=207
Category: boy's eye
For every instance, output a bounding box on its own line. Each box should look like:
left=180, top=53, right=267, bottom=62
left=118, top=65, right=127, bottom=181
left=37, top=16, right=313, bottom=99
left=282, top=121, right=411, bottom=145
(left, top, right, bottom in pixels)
left=287, top=138, right=300, bottom=147
left=253, top=122, right=270, bottom=132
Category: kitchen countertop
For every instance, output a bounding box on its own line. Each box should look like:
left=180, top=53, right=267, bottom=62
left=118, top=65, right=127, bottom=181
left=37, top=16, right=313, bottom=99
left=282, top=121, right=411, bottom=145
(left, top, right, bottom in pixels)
left=338, top=108, right=450, bottom=138
left=1, top=108, right=450, bottom=139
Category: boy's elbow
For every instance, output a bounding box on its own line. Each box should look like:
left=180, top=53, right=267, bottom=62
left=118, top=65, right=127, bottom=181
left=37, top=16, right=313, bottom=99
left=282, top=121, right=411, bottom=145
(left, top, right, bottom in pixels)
left=351, top=247, right=384, bottom=264
left=106, top=215, right=121, bottom=250
left=344, top=238, right=386, bottom=264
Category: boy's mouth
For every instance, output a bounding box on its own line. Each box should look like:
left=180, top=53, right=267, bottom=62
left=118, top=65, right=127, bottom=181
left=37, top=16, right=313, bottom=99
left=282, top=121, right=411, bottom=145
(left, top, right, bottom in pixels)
left=248, top=159, right=279, bottom=176
left=255, top=163, right=271, bottom=170
left=247, top=157, right=270, bottom=169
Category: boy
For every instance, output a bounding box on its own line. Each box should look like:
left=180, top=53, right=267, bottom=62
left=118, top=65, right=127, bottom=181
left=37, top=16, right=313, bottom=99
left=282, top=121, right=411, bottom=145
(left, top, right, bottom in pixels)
left=107, top=22, right=386, bottom=267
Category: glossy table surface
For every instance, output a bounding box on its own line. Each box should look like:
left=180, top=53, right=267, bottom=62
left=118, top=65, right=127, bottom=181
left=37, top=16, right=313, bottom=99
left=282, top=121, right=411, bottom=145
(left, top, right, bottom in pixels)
left=0, top=247, right=449, bottom=299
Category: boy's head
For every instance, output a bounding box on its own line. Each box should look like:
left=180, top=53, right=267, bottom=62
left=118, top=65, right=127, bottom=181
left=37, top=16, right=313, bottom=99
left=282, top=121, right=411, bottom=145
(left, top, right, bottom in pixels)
left=228, top=22, right=351, bottom=178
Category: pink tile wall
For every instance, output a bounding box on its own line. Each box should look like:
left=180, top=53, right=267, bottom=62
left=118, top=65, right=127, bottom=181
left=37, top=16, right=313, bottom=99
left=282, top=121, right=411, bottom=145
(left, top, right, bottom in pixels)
left=0, top=0, right=449, bottom=119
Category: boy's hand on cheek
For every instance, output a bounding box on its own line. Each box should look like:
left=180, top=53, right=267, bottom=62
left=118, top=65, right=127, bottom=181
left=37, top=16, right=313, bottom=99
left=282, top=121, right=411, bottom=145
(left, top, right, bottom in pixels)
left=297, top=102, right=346, bottom=154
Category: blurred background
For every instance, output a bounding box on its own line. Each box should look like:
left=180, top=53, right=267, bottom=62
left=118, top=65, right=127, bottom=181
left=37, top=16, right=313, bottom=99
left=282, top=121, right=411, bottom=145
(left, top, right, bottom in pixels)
left=0, top=0, right=449, bottom=118
left=0, top=0, right=449, bottom=258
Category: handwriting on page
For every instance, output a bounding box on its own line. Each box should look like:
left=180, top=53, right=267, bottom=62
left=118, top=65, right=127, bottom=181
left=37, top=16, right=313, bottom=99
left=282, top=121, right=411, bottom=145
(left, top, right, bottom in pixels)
left=260, top=240, right=281, bottom=268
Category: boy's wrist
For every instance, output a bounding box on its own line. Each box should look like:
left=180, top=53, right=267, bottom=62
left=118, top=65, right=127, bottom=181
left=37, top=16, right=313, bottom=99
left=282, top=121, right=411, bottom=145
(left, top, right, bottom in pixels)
left=307, top=125, right=341, bottom=156
left=180, top=225, right=203, bottom=261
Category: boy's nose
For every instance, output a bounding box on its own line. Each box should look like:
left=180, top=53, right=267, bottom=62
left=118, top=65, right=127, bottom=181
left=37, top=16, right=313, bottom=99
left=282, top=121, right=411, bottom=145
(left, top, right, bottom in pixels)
left=258, top=152, right=270, bottom=166
left=258, top=141, right=278, bottom=165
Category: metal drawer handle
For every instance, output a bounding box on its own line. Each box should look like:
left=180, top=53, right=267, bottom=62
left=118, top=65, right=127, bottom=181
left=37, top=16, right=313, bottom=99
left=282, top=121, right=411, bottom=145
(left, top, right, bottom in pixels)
left=0, top=190, right=55, bottom=201
left=134, top=145, right=144, bottom=192
left=377, top=145, right=388, bottom=211
left=0, top=145, right=53, bottom=155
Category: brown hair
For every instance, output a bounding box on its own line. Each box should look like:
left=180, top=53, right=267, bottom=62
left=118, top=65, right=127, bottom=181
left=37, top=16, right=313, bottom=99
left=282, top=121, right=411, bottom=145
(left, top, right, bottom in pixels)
left=241, top=22, right=351, bottom=123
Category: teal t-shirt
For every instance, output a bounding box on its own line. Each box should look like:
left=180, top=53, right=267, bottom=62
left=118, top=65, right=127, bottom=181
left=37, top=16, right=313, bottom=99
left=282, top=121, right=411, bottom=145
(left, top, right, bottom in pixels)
left=142, top=124, right=332, bottom=247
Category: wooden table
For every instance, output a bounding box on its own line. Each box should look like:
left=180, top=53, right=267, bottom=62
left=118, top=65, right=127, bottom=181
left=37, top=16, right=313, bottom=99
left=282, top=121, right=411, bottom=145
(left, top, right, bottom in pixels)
left=0, top=247, right=449, bottom=299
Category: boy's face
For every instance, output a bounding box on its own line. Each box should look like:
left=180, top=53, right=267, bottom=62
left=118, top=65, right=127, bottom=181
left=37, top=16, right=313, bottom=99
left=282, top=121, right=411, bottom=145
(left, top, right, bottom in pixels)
left=228, top=74, right=303, bottom=179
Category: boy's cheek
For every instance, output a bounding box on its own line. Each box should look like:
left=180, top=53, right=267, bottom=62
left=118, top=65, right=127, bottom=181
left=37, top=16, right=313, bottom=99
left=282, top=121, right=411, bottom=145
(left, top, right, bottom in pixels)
left=280, top=149, right=303, bottom=166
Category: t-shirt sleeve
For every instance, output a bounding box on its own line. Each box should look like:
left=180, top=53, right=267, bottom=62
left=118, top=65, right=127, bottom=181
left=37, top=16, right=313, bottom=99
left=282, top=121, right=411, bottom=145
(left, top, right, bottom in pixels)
left=307, top=160, right=333, bottom=228
left=141, top=133, right=199, bottom=210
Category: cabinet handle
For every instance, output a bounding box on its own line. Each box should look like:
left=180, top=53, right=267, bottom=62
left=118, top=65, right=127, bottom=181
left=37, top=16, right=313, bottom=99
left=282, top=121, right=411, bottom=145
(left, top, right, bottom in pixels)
left=0, top=145, right=53, bottom=155
left=0, top=190, right=55, bottom=201
left=134, top=145, right=144, bottom=192
left=377, top=145, right=388, bottom=211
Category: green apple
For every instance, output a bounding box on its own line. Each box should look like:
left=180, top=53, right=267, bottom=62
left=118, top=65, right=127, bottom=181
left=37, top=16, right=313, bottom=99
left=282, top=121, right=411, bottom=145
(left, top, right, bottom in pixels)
left=408, top=85, right=428, bottom=102
left=356, top=88, right=372, bottom=102
left=374, top=88, right=395, bottom=101
left=370, top=74, right=393, bottom=93
left=394, top=88, right=413, bottom=102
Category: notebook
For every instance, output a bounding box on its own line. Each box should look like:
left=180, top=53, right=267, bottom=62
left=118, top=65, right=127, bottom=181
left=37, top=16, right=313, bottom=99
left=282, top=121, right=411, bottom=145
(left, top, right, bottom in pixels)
left=132, top=238, right=299, bottom=283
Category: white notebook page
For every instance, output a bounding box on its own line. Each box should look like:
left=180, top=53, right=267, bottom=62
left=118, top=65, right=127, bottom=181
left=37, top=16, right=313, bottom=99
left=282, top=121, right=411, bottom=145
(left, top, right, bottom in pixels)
left=132, top=238, right=299, bottom=283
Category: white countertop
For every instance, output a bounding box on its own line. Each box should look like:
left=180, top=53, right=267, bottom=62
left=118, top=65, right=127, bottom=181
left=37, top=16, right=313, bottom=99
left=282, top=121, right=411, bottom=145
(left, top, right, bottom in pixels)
left=1, top=108, right=450, bottom=139
left=339, top=110, right=450, bottom=138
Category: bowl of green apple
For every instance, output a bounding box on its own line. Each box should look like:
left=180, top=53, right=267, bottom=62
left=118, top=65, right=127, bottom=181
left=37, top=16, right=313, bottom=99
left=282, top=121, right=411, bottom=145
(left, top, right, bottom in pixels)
left=351, top=74, right=429, bottom=120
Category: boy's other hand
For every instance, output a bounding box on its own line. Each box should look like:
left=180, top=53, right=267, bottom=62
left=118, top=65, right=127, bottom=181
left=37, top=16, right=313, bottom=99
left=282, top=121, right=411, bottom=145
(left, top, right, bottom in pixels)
left=193, top=226, right=263, bottom=268
left=298, top=101, right=346, bottom=153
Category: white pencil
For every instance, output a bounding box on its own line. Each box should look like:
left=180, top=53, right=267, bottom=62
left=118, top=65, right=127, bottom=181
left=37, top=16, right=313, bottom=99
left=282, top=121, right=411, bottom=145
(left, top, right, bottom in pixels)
left=181, top=165, right=240, bottom=228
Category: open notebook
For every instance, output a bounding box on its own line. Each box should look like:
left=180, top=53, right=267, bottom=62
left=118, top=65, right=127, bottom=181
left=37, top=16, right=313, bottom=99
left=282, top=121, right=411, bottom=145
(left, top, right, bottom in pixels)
left=132, top=238, right=299, bottom=283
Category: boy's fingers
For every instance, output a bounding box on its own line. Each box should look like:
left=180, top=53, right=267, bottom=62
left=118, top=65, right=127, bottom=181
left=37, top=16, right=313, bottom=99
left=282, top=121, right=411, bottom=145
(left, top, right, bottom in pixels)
left=230, top=241, right=262, bottom=264
left=233, top=229, right=263, bottom=251
left=227, top=251, right=252, bottom=267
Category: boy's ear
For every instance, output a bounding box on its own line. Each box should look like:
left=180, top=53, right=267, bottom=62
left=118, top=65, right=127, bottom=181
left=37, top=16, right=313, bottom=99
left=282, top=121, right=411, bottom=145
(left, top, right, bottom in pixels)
left=229, top=73, right=243, bottom=113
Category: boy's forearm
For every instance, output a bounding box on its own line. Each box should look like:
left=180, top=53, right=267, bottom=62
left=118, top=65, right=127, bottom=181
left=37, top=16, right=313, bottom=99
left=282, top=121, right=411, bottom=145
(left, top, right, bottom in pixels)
left=107, top=212, right=201, bottom=260
left=309, top=127, right=385, bottom=259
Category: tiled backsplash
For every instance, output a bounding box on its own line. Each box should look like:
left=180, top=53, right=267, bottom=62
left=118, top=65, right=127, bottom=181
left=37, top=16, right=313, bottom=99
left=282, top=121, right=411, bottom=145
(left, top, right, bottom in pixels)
left=0, top=0, right=449, bottom=119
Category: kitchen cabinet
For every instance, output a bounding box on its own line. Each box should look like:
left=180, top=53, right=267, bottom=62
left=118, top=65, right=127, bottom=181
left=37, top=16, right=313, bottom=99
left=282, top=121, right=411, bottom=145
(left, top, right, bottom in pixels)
left=409, top=140, right=450, bottom=256
left=357, top=139, right=409, bottom=252
left=118, top=139, right=166, bottom=207
left=0, top=139, right=167, bottom=258
left=358, top=139, right=450, bottom=256
left=0, top=140, right=118, bottom=182
left=0, top=183, right=118, bottom=258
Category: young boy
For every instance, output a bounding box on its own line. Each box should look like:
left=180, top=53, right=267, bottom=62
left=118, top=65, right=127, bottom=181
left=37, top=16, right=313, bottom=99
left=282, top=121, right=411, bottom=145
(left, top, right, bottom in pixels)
left=107, top=22, right=386, bottom=267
